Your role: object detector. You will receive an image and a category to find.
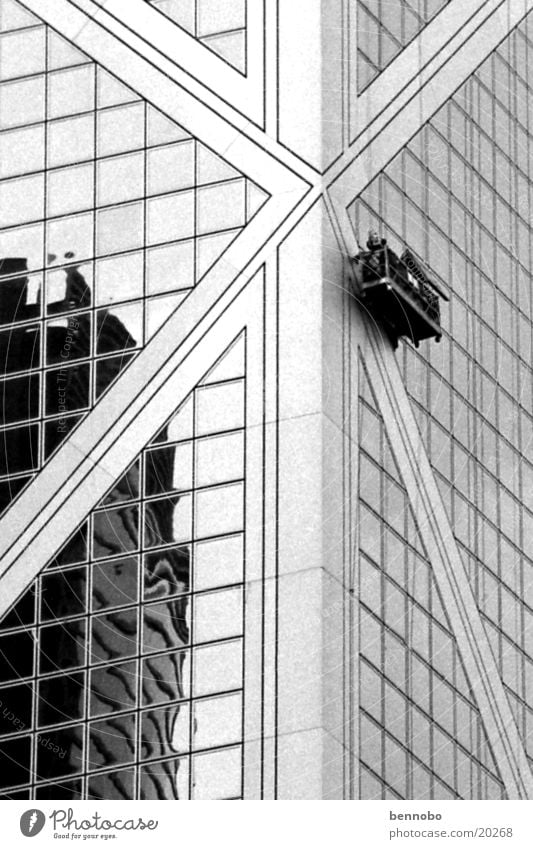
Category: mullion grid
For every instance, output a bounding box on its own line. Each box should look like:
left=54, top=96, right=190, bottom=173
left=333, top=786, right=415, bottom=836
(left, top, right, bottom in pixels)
left=356, top=0, right=452, bottom=93
left=355, top=178, right=533, bottom=458
left=354, top=14, right=525, bottom=796
left=144, top=0, right=247, bottom=74
left=366, top=678, right=504, bottom=799
left=0, top=40, right=253, bottom=514
left=359, top=544, right=506, bottom=797
left=89, top=388, right=247, bottom=798
left=357, top=389, right=505, bottom=798
left=404, top=353, right=533, bottom=703
left=0, top=16, right=252, bottom=799
left=0, top=362, right=247, bottom=786
left=0, top=381, right=244, bottom=794
left=0, top=450, right=246, bottom=797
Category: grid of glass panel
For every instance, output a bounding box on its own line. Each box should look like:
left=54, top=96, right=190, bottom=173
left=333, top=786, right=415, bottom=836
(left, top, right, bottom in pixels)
left=0, top=3, right=267, bottom=518
left=0, top=334, right=246, bottom=799
left=146, top=0, right=247, bottom=73
left=356, top=0, right=451, bottom=93
left=351, top=11, right=533, bottom=784
left=358, top=359, right=505, bottom=800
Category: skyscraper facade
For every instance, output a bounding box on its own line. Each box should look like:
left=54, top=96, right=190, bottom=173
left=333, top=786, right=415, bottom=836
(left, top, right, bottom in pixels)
left=0, top=0, right=532, bottom=801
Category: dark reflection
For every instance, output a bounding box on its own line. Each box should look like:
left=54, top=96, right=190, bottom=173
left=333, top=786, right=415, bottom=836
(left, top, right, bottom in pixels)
left=92, top=557, right=139, bottom=611
left=0, top=324, right=40, bottom=374
left=0, top=258, right=40, bottom=325
left=0, top=423, right=39, bottom=476
left=0, top=683, right=32, bottom=735
left=144, top=546, right=190, bottom=600
left=144, top=494, right=188, bottom=547
left=92, top=504, right=140, bottom=558
left=88, top=464, right=191, bottom=799
left=89, top=714, right=136, bottom=771
left=39, top=619, right=86, bottom=674
left=0, top=789, right=30, bottom=799
left=0, top=631, right=34, bottom=683
left=45, top=364, right=90, bottom=414
left=145, top=445, right=179, bottom=495
left=35, top=725, right=84, bottom=782
left=0, top=373, right=39, bottom=424
left=0, top=256, right=138, bottom=513
left=87, top=769, right=135, bottom=800
left=38, top=673, right=86, bottom=727
left=142, top=650, right=189, bottom=706
left=40, top=567, right=87, bottom=621
left=0, top=583, right=35, bottom=631
left=36, top=779, right=83, bottom=800
left=0, top=736, right=31, bottom=789
left=47, top=264, right=91, bottom=315
left=90, top=661, right=137, bottom=717
left=91, top=609, right=138, bottom=664
left=140, top=757, right=188, bottom=800
left=141, top=703, right=188, bottom=759
left=0, top=475, right=33, bottom=513
left=143, top=601, right=188, bottom=654
left=0, top=257, right=191, bottom=799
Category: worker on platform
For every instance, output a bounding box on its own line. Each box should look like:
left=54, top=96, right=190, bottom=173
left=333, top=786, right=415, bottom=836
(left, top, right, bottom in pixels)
left=365, top=229, right=387, bottom=277
left=366, top=229, right=386, bottom=252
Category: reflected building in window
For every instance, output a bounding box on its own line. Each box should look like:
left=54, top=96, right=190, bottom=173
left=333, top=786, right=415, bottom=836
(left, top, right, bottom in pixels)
left=0, top=0, right=533, bottom=801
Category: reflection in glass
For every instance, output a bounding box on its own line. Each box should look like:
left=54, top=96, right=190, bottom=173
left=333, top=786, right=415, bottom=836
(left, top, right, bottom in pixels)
left=0, top=254, right=140, bottom=515
left=0, top=682, right=32, bottom=734
left=35, top=779, right=82, bottom=800
left=92, top=556, right=139, bottom=611
left=0, top=736, right=31, bottom=789
left=0, top=631, right=34, bottom=683
left=38, top=672, right=85, bottom=727
left=87, top=769, right=135, bottom=800
left=40, top=567, right=87, bottom=621
left=89, top=713, right=136, bottom=770
left=90, top=660, right=137, bottom=718
left=140, top=756, right=189, bottom=800
left=90, top=609, right=138, bottom=664
left=39, top=619, right=86, bottom=674
left=35, top=725, right=84, bottom=782
left=141, top=702, right=189, bottom=759
left=142, top=650, right=189, bottom=706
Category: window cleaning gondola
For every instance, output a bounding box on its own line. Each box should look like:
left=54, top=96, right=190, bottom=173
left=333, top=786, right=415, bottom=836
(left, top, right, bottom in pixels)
left=351, top=230, right=449, bottom=348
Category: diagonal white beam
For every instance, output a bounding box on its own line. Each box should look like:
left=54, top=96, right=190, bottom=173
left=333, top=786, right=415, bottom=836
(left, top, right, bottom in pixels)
left=363, top=325, right=533, bottom=800
left=352, top=0, right=514, bottom=144
left=21, top=0, right=316, bottom=189
left=0, top=280, right=252, bottom=616
left=0, top=180, right=319, bottom=619
left=67, top=0, right=266, bottom=128
left=328, top=0, right=532, bottom=216
left=0, top=0, right=317, bottom=618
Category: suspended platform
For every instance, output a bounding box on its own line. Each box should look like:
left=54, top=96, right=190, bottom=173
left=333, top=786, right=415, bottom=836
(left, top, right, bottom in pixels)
left=352, top=244, right=448, bottom=348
